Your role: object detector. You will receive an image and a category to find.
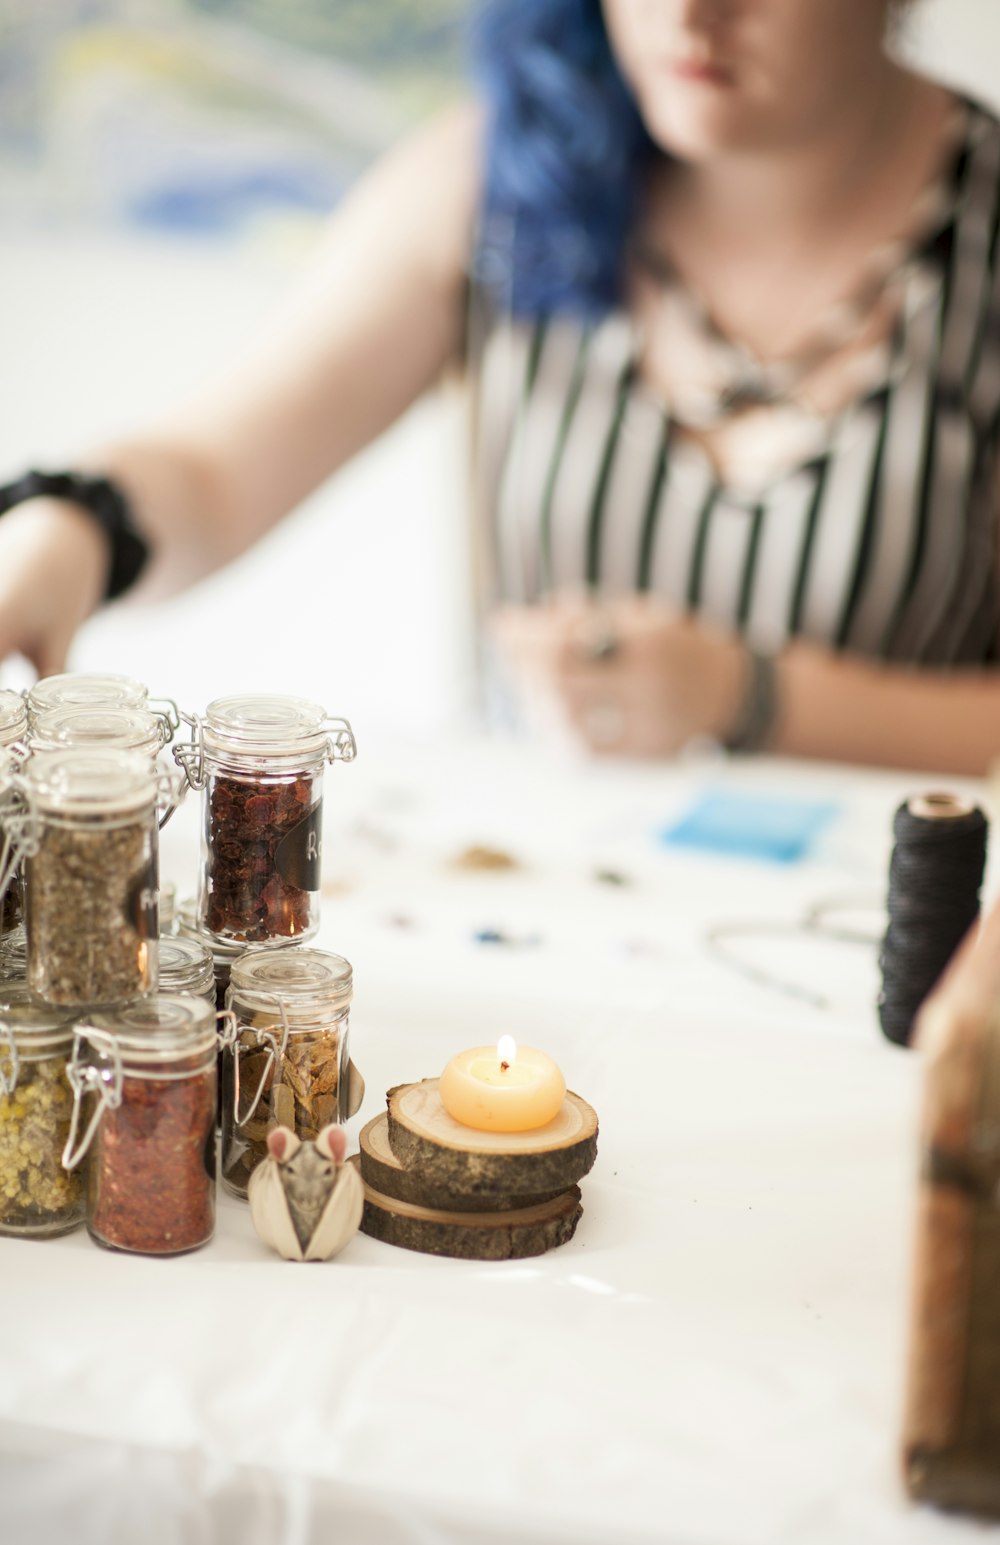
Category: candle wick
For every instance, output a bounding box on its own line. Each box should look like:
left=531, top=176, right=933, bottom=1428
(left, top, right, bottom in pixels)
left=500, top=1060, right=510, bottom=1072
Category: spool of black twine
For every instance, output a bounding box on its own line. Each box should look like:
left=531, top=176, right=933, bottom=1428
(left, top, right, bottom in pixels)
left=878, top=793, right=988, bottom=1048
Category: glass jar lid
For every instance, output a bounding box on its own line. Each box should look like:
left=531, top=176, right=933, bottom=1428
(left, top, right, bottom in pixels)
left=0, top=690, right=28, bottom=746
left=89, top=994, right=218, bottom=1068
left=29, top=705, right=166, bottom=759
left=24, top=747, right=159, bottom=817
left=157, top=936, right=215, bottom=997
left=203, top=694, right=332, bottom=763
left=27, top=672, right=148, bottom=719
left=0, top=987, right=76, bottom=1059
left=229, top=946, right=353, bottom=1021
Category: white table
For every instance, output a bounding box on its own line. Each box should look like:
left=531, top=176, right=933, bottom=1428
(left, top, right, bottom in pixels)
left=2, top=737, right=995, bottom=1545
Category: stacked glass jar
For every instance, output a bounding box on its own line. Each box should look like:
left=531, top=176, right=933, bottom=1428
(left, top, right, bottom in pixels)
left=222, top=948, right=354, bottom=1197
left=0, top=988, right=81, bottom=1238
left=0, top=677, right=360, bottom=1248
left=64, top=996, right=218, bottom=1253
left=175, top=695, right=359, bottom=1193
left=0, top=673, right=217, bottom=1256
left=175, top=694, right=356, bottom=948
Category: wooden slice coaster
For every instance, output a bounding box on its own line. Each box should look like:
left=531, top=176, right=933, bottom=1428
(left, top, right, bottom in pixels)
left=350, top=1158, right=583, bottom=1260
left=358, top=1113, right=563, bottom=1213
left=385, top=1079, right=598, bottom=1200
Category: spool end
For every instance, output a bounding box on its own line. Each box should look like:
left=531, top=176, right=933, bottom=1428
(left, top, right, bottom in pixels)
left=907, top=792, right=976, bottom=822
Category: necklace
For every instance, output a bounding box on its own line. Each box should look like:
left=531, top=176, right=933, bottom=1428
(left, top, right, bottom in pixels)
left=630, top=105, right=968, bottom=431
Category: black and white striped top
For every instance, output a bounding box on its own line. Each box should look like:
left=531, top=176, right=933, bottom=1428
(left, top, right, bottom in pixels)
left=471, top=102, right=1000, bottom=666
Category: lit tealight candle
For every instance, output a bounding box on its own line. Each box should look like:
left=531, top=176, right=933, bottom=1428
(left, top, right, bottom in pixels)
left=439, top=1036, right=566, bottom=1132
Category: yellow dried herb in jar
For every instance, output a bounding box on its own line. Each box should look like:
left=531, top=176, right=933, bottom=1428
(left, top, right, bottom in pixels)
left=0, top=989, right=82, bottom=1237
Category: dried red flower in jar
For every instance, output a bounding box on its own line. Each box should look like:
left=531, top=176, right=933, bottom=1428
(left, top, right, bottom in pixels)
left=174, top=696, right=356, bottom=948
left=64, top=997, right=219, bottom=1255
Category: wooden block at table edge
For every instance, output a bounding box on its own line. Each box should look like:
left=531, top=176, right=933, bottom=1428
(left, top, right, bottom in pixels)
left=359, top=1112, right=564, bottom=1213
left=350, top=1157, right=584, bottom=1260
left=902, top=896, right=1000, bottom=1518
left=385, top=1079, right=598, bottom=1199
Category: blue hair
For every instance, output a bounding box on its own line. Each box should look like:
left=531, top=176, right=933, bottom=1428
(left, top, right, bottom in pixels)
left=471, top=0, right=655, bottom=321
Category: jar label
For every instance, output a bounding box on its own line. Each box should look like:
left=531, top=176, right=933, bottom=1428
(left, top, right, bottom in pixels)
left=275, top=802, right=322, bottom=891
left=127, top=856, right=159, bottom=937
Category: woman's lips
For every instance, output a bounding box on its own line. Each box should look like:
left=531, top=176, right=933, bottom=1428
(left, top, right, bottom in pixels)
left=669, top=57, right=733, bottom=86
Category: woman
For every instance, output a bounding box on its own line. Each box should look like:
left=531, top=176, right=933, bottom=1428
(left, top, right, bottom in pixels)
left=1, top=0, right=998, bottom=771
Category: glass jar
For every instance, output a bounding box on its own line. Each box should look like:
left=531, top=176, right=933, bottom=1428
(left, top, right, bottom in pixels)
left=0, top=690, right=29, bottom=941
left=64, top=995, right=220, bottom=1254
left=175, top=695, right=355, bottom=949
left=157, top=936, right=215, bottom=1003
left=15, top=749, right=162, bottom=1006
left=0, top=988, right=82, bottom=1237
left=176, top=692, right=355, bottom=945
left=177, top=896, right=250, bottom=1010
left=222, top=947, right=353, bottom=1197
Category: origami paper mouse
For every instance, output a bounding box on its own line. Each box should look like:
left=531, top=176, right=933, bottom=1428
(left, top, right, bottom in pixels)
left=247, top=1124, right=363, bottom=1262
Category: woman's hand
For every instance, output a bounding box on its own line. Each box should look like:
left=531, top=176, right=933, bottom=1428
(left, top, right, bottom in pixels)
left=0, top=499, right=109, bottom=676
left=492, top=595, right=748, bottom=757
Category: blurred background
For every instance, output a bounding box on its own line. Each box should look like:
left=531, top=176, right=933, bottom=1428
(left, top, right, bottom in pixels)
left=1, top=0, right=997, bottom=741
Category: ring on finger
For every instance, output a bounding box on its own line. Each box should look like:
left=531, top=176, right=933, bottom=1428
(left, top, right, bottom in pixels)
left=578, top=611, right=621, bottom=665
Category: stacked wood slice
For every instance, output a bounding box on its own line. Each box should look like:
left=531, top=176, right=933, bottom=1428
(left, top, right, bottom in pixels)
left=353, top=1078, right=599, bottom=1260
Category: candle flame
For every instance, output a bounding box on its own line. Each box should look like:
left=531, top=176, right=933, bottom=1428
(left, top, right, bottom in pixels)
left=497, top=1034, right=517, bottom=1068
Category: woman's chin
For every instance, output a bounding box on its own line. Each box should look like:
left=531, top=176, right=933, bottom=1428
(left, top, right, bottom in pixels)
left=640, top=95, right=764, bottom=162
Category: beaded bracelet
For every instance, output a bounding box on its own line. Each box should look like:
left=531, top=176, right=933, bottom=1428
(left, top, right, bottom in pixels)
left=0, top=468, right=150, bottom=601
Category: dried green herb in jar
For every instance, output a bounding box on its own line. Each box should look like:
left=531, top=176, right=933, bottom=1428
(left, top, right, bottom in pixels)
left=21, top=750, right=160, bottom=1007
left=0, top=994, right=82, bottom=1237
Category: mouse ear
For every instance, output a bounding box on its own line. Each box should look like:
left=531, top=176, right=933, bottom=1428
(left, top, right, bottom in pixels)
left=267, top=1127, right=301, bottom=1163
left=315, top=1125, right=347, bottom=1164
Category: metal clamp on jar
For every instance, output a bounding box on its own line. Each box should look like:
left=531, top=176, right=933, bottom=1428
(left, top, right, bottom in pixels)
left=2, top=748, right=175, bottom=1007
left=63, top=995, right=231, bottom=1255
left=222, top=947, right=364, bottom=1198
left=0, top=987, right=82, bottom=1238
left=174, top=695, right=356, bottom=948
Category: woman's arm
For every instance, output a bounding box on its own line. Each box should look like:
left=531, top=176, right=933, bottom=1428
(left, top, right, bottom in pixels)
left=775, top=640, right=1000, bottom=775
left=0, top=103, right=481, bottom=669
left=495, top=596, right=1000, bottom=776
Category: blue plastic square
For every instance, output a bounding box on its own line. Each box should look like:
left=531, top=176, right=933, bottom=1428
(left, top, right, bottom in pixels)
left=659, top=789, right=839, bottom=864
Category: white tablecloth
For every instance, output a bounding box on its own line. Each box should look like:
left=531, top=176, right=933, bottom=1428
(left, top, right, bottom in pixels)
left=2, top=737, right=996, bottom=1545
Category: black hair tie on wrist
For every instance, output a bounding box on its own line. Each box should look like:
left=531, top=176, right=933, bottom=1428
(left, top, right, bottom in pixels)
left=722, top=647, right=779, bottom=754
left=0, top=468, right=150, bottom=602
